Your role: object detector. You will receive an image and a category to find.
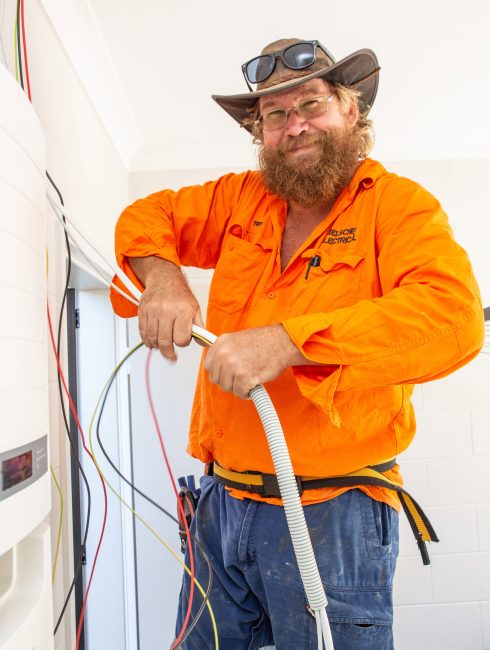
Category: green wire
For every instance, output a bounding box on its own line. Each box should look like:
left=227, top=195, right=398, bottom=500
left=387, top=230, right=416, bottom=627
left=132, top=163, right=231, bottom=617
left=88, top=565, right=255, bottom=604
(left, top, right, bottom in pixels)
left=87, top=342, right=219, bottom=649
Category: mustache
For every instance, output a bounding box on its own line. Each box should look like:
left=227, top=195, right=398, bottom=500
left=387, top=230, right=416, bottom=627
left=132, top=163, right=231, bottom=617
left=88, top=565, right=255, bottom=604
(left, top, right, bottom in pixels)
left=278, top=133, right=327, bottom=154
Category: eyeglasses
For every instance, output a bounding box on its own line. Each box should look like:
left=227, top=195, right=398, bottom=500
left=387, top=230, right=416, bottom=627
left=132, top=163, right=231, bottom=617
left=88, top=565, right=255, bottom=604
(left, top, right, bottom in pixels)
left=242, top=40, right=333, bottom=91
left=255, top=95, right=334, bottom=131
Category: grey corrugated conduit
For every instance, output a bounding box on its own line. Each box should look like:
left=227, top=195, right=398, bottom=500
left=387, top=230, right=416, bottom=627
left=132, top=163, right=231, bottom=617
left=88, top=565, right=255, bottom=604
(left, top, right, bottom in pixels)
left=249, top=384, right=334, bottom=650
left=193, top=326, right=334, bottom=649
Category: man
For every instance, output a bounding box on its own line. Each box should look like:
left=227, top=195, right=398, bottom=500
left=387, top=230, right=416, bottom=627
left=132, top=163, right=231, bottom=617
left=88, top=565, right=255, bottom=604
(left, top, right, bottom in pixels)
left=111, top=39, right=483, bottom=649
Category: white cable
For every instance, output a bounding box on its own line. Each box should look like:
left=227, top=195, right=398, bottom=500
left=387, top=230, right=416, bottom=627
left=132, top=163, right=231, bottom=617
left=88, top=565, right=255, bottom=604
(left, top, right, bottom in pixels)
left=45, top=186, right=335, bottom=646
left=191, top=325, right=217, bottom=345
left=46, top=190, right=142, bottom=302
left=316, top=611, right=322, bottom=650
left=62, top=225, right=140, bottom=308
left=320, top=608, right=334, bottom=648
left=75, top=244, right=140, bottom=307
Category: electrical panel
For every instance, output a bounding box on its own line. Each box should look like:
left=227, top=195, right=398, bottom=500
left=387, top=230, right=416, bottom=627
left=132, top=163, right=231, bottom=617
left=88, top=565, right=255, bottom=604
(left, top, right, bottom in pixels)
left=0, top=62, right=53, bottom=650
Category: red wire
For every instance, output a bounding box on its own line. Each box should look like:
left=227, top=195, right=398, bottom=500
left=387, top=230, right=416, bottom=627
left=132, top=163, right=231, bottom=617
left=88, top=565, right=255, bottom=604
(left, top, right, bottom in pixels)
left=46, top=304, right=108, bottom=649
left=22, top=0, right=105, bottom=636
left=20, top=0, right=32, bottom=101
left=144, top=350, right=196, bottom=649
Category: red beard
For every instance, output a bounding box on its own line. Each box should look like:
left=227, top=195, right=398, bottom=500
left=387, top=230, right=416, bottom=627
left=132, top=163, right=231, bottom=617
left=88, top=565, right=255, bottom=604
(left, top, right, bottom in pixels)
left=259, top=127, right=362, bottom=207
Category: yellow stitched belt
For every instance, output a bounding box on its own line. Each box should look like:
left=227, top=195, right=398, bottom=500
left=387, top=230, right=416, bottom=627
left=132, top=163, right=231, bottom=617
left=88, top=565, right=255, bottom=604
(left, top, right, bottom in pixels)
left=211, top=459, right=438, bottom=565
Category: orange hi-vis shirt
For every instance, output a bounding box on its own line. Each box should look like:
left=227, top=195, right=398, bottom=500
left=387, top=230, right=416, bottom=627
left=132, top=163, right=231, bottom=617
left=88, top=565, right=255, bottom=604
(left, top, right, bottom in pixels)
left=111, top=159, right=484, bottom=510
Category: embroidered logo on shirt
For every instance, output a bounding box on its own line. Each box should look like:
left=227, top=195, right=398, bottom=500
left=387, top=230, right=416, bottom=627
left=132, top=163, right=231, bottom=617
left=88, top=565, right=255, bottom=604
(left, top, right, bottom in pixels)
left=324, top=227, right=357, bottom=245
left=253, top=220, right=264, bottom=227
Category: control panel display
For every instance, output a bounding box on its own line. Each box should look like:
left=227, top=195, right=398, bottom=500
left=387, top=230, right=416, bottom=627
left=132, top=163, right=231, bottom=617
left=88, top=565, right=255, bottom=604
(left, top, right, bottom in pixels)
left=0, top=435, right=47, bottom=500
left=2, top=451, right=33, bottom=490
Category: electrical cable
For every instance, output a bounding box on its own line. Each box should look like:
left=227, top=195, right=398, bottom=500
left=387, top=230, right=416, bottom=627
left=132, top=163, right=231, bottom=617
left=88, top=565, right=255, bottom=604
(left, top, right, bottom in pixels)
left=46, top=190, right=142, bottom=303
left=47, top=176, right=214, bottom=643
left=13, top=8, right=18, bottom=80
left=66, top=230, right=140, bottom=307
left=15, top=0, right=23, bottom=90
left=45, top=171, right=94, bottom=638
left=145, top=349, right=195, bottom=649
left=87, top=342, right=219, bottom=648
left=47, top=192, right=218, bottom=648
left=94, top=343, right=215, bottom=648
left=19, top=0, right=30, bottom=100
left=16, top=4, right=94, bottom=633
left=58, top=226, right=139, bottom=307
left=50, top=464, right=64, bottom=585
left=46, top=303, right=109, bottom=650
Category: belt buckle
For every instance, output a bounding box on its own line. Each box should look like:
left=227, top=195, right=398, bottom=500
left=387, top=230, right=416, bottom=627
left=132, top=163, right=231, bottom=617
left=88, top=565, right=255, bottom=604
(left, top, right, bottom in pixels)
left=261, top=473, right=304, bottom=498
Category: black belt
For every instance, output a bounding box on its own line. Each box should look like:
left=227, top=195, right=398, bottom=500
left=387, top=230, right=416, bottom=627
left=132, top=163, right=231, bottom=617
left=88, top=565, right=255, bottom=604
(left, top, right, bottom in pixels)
left=210, top=459, right=439, bottom=565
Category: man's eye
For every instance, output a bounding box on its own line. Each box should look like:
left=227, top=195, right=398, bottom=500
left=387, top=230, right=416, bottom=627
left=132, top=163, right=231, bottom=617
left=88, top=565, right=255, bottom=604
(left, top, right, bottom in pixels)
left=301, top=99, right=321, bottom=113
left=265, top=109, right=285, bottom=121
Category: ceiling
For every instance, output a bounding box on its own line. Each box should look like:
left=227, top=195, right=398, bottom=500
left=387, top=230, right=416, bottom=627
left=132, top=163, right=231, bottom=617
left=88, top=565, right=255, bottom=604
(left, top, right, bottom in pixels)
left=54, top=0, right=490, bottom=170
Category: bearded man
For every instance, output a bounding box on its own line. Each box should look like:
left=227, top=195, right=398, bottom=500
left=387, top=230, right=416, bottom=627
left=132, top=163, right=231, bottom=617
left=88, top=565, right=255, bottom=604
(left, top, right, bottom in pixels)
left=111, top=39, right=483, bottom=650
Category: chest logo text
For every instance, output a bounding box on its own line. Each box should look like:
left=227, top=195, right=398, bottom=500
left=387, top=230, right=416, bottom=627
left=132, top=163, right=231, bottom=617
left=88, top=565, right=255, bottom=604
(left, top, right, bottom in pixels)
left=324, top=227, right=357, bottom=245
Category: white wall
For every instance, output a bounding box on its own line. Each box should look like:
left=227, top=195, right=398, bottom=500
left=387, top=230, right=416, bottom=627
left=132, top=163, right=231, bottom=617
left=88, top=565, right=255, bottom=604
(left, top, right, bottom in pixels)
left=0, top=3, right=129, bottom=649
left=129, top=157, right=490, bottom=650
left=388, top=159, right=490, bottom=650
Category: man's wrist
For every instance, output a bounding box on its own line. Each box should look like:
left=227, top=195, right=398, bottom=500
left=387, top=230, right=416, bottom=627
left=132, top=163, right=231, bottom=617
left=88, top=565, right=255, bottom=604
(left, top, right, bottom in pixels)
left=128, top=256, right=182, bottom=288
left=278, top=324, right=322, bottom=368
left=278, top=324, right=311, bottom=367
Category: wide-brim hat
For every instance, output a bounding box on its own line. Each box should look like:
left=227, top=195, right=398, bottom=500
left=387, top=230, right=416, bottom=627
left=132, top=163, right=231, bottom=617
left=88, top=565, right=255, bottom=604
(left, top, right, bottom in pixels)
left=212, top=38, right=380, bottom=133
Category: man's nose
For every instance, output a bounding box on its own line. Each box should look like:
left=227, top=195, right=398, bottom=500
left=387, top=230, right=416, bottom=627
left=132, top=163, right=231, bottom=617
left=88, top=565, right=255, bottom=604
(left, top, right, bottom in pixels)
left=283, top=109, right=309, bottom=136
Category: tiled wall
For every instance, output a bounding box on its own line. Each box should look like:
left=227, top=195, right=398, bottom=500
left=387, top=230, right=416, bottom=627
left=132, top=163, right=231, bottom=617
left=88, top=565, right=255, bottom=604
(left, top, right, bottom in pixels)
left=395, top=365, right=490, bottom=649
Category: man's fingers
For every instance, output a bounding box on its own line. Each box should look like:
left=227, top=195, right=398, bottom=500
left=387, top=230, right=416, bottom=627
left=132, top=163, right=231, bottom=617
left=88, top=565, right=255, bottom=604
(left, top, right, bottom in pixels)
left=138, top=309, right=148, bottom=344
left=193, top=307, right=205, bottom=329
left=137, top=283, right=202, bottom=360
left=139, top=310, right=160, bottom=349
left=173, top=315, right=193, bottom=349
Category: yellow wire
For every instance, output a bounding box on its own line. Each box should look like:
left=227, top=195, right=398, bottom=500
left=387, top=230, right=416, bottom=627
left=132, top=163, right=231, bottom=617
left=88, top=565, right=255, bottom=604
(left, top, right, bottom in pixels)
left=14, top=4, right=18, bottom=82
left=87, top=344, right=219, bottom=649
left=50, top=464, right=64, bottom=585
left=191, top=332, right=213, bottom=346
left=45, top=240, right=64, bottom=586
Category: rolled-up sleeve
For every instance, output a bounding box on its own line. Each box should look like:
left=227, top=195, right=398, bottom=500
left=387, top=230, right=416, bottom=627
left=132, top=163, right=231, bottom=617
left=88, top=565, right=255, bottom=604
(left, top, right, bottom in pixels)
left=282, top=178, right=484, bottom=422
left=110, top=171, right=251, bottom=316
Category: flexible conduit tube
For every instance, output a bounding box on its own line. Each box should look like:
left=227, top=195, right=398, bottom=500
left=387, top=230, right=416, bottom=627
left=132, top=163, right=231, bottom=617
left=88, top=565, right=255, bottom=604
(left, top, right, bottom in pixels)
left=45, top=195, right=334, bottom=647
left=162, top=326, right=334, bottom=646
left=249, top=385, right=334, bottom=650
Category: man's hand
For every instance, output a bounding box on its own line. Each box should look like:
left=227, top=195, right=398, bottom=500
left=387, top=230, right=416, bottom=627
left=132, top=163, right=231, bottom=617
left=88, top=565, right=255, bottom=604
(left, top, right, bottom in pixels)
left=129, top=257, right=204, bottom=360
left=203, top=324, right=308, bottom=399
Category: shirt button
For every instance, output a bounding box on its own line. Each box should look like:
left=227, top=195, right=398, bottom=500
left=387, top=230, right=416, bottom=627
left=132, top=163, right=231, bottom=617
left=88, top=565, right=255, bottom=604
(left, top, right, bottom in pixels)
left=216, top=430, right=223, bottom=438
left=267, top=291, right=275, bottom=299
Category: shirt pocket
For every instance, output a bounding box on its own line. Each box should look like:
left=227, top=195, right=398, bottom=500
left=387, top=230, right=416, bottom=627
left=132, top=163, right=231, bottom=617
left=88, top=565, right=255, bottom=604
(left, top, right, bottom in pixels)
left=209, top=234, right=269, bottom=314
left=301, top=251, right=365, bottom=311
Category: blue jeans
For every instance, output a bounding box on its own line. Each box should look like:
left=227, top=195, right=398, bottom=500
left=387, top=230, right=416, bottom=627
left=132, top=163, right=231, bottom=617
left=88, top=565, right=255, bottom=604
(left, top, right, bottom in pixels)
left=176, top=477, right=399, bottom=649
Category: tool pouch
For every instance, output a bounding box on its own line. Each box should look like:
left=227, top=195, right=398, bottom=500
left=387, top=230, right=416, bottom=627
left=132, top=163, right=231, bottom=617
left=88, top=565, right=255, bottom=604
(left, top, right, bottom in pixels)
left=177, top=475, right=200, bottom=554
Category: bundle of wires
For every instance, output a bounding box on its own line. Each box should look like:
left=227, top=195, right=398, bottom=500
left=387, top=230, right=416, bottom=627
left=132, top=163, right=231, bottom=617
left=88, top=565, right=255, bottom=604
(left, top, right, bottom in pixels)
left=45, top=181, right=217, bottom=648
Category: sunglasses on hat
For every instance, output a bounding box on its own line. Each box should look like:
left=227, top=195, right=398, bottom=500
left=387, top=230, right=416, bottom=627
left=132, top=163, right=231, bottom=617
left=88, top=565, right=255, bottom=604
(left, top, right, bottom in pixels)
left=241, top=40, right=334, bottom=91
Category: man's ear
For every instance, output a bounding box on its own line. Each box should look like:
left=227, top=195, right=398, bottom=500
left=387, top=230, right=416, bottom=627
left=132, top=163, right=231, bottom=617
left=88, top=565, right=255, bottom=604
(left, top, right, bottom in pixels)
left=347, top=97, right=359, bottom=126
